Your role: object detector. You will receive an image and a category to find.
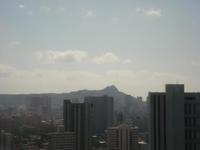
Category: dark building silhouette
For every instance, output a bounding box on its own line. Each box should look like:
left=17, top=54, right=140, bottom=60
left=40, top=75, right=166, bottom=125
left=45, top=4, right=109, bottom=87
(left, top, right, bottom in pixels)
left=84, top=95, right=114, bottom=135
left=149, top=84, right=200, bottom=150
left=63, top=100, right=94, bottom=150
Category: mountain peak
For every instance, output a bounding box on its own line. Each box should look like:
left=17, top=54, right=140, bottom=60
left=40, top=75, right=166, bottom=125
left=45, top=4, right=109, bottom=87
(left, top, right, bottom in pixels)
left=103, top=85, right=119, bottom=92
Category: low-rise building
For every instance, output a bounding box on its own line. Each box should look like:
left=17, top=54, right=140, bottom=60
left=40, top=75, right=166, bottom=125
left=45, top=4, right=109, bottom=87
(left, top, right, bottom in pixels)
left=48, top=132, right=76, bottom=150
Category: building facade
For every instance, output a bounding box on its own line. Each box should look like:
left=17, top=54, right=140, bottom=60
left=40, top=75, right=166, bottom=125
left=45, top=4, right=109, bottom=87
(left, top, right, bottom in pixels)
left=137, top=141, right=148, bottom=150
left=84, top=95, right=114, bottom=135
left=106, top=124, right=139, bottom=150
left=0, top=130, right=15, bottom=150
left=149, top=84, right=200, bottom=150
left=48, top=132, right=76, bottom=150
left=63, top=100, right=94, bottom=150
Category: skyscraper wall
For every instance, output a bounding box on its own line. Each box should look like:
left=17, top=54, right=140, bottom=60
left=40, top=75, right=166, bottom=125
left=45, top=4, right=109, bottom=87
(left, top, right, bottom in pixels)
left=63, top=100, right=94, bottom=150
left=0, top=130, right=15, bottom=150
left=84, top=95, right=113, bottom=135
left=149, top=84, right=200, bottom=150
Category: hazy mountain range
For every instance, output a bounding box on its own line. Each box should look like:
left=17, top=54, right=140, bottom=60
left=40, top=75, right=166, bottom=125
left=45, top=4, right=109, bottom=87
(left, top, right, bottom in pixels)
left=0, top=85, right=147, bottom=117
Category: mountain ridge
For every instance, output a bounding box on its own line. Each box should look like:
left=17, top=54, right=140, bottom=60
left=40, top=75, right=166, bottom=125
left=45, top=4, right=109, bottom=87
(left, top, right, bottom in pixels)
left=0, top=85, right=147, bottom=118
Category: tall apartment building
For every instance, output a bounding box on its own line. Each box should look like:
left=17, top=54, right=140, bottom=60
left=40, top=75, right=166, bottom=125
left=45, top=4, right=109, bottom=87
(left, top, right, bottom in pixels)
left=106, top=124, right=139, bottom=150
left=149, top=84, right=200, bottom=150
left=48, top=132, right=76, bottom=150
left=0, top=130, right=15, bottom=150
left=63, top=100, right=94, bottom=150
left=84, top=95, right=114, bottom=135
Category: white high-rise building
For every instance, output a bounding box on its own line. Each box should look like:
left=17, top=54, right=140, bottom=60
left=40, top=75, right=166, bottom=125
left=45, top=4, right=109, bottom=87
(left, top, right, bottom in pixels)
left=106, top=124, right=139, bottom=150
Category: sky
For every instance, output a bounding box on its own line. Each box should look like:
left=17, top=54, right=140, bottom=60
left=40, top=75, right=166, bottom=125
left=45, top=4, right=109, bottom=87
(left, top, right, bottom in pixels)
left=0, top=0, right=200, bottom=99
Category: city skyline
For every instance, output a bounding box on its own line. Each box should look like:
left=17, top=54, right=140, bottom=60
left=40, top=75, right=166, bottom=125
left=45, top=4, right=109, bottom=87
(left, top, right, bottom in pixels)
left=0, top=0, right=200, bottom=98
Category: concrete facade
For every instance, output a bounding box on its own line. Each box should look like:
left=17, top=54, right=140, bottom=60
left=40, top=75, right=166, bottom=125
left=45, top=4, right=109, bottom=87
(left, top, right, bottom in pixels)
left=63, top=100, right=94, bottom=150
left=0, top=130, right=15, bottom=150
left=106, top=124, right=138, bottom=150
left=84, top=95, right=114, bottom=135
left=48, top=132, right=76, bottom=150
left=149, top=84, right=200, bottom=150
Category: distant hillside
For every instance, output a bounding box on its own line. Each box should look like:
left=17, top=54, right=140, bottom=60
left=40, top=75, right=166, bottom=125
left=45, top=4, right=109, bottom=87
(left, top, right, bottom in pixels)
left=0, top=85, right=147, bottom=117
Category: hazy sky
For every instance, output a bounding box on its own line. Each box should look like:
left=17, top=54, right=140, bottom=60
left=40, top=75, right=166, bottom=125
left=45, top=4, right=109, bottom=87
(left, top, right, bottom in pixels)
left=0, top=0, right=200, bottom=98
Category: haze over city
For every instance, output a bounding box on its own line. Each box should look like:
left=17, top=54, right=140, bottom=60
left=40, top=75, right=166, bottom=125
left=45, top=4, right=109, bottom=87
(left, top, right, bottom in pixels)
left=1, top=1, right=200, bottom=150
left=0, top=0, right=200, bottom=97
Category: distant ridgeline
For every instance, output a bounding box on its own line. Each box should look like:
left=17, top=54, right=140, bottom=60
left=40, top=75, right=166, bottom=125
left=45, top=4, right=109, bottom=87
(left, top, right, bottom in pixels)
left=0, top=85, right=147, bottom=117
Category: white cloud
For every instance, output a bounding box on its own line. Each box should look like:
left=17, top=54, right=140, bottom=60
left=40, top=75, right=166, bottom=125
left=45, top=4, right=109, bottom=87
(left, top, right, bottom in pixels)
left=35, top=51, right=43, bottom=60
left=145, top=8, right=162, bottom=17
left=122, top=59, right=132, bottom=64
left=0, top=67, right=104, bottom=94
left=18, top=4, right=25, bottom=9
left=82, top=9, right=96, bottom=18
left=0, top=64, right=16, bottom=78
left=86, top=10, right=96, bottom=17
left=93, top=52, right=120, bottom=64
left=93, top=52, right=133, bottom=65
left=0, top=64, right=197, bottom=98
left=136, top=7, right=162, bottom=17
left=36, top=50, right=132, bottom=65
left=37, top=50, right=88, bottom=63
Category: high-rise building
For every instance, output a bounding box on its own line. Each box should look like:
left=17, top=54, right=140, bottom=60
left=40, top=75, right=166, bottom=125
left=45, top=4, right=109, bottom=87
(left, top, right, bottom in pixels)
left=63, top=100, right=94, bottom=150
left=149, top=84, right=200, bottom=150
left=0, top=130, right=15, bottom=150
left=106, top=124, right=139, bottom=150
left=48, top=132, right=76, bottom=150
left=27, top=95, right=51, bottom=120
left=84, top=95, right=113, bottom=135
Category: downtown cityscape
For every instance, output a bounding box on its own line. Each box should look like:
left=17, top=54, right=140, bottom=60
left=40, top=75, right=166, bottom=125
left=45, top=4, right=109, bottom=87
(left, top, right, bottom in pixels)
left=0, top=0, right=200, bottom=150
left=0, top=85, right=148, bottom=149
left=1, top=84, right=200, bottom=150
